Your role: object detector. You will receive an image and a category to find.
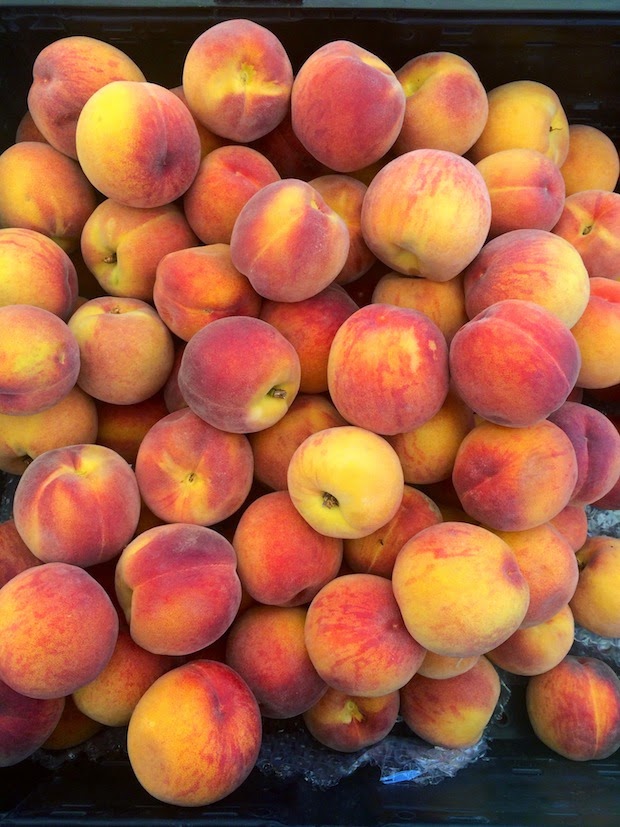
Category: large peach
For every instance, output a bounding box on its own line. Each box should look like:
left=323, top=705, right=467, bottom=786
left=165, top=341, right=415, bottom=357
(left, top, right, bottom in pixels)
left=0, top=679, right=65, bottom=766
left=560, top=124, right=620, bottom=196
left=360, top=148, right=491, bottom=280
left=569, top=277, right=620, bottom=389
left=570, top=535, right=620, bottom=639
left=552, top=189, right=620, bottom=280
left=0, top=520, right=41, bottom=588
left=95, top=392, right=168, bottom=467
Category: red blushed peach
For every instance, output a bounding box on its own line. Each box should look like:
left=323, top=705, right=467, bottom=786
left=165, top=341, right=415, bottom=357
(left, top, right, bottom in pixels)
left=127, top=659, right=262, bottom=807
left=327, top=303, right=449, bottom=436
left=15, top=110, right=47, bottom=144
left=95, top=392, right=168, bottom=466
left=232, top=490, right=343, bottom=607
left=569, top=277, right=620, bottom=389
left=153, top=243, right=262, bottom=343
left=548, top=401, right=620, bottom=506
left=291, top=40, right=405, bottom=173
left=449, top=299, right=581, bottom=428
left=248, top=393, right=347, bottom=492
left=27, top=35, right=145, bottom=159
left=463, top=229, right=590, bottom=329
left=491, top=524, right=579, bottom=628
left=134, top=407, right=254, bottom=527
left=0, top=562, right=119, bottom=699
left=452, top=419, right=578, bottom=532
left=72, top=625, right=175, bottom=727
left=526, top=655, right=620, bottom=761
left=225, top=604, right=327, bottom=719
left=343, top=485, right=443, bottom=579
left=0, top=141, right=97, bottom=253
left=169, top=85, right=227, bottom=158
left=360, top=149, right=491, bottom=281
left=372, top=271, right=468, bottom=345
left=249, top=109, right=329, bottom=181
left=68, top=296, right=175, bottom=406
left=387, top=389, right=475, bottom=486
left=570, top=535, right=620, bottom=639
left=400, top=656, right=501, bottom=749
left=393, top=51, right=488, bottom=156
left=0, top=304, right=80, bottom=416
left=182, top=19, right=292, bottom=144
left=115, top=524, right=242, bottom=657
left=0, top=520, right=41, bottom=588
left=0, top=679, right=65, bottom=766
left=475, top=149, right=566, bottom=239
left=549, top=503, right=589, bottom=552
left=417, top=652, right=480, bottom=680
left=560, top=124, right=620, bottom=196
left=183, top=145, right=280, bottom=245
left=591, top=475, right=620, bottom=511
left=13, top=443, right=141, bottom=567
left=76, top=81, right=201, bottom=209
left=302, top=687, right=399, bottom=753
left=487, top=604, right=575, bottom=677
left=259, top=284, right=358, bottom=395
left=178, top=315, right=301, bottom=433
left=80, top=198, right=199, bottom=302
left=0, top=226, right=78, bottom=319
left=230, top=178, right=350, bottom=303
left=552, top=189, right=620, bottom=280
left=42, top=695, right=104, bottom=751
left=305, top=573, right=426, bottom=697
left=392, top=522, right=529, bottom=659
left=0, top=386, right=98, bottom=475
left=163, top=340, right=188, bottom=413
left=468, top=80, right=570, bottom=167
left=308, top=174, right=376, bottom=285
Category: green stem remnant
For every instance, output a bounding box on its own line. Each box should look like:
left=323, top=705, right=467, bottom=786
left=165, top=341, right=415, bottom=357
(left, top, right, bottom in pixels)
left=322, top=492, right=339, bottom=509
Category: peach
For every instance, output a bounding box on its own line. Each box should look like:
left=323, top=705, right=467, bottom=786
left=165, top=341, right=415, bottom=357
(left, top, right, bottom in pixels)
left=570, top=535, right=620, bottom=639
left=248, top=393, right=347, bottom=492
left=343, top=484, right=443, bottom=579
left=249, top=110, right=329, bottom=181
left=468, top=80, right=570, bottom=166
left=75, top=81, right=201, bottom=209
left=230, top=178, right=350, bottom=303
left=360, top=148, right=491, bottom=280
left=80, top=198, right=199, bottom=302
left=449, top=299, right=581, bottom=428
left=526, top=655, right=620, bottom=761
left=399, top=656, right=501, bottom=749
left=475, top=148, right=566, bottom=239
left=127, top=659, right=262, bottom=807
left=183, top=144, right=280, bottom=245
left=178, top=315, right=301, bottom=433
left=153, top=243, right=262, bottom=342
left=68, top=296, right=175, bottom=405
left=327, top=303, right=450, bottom=436
left=231, top=490, right=342, bottom=607
left=417, top=651, right=480, bottom=680
left=291, top=40, right=405, bottom=173
left=591, top=474, right=620, bottom=511
left=95, top=392, right=168, bottom=466
left=42, top=695, right=104, bottom=751
left=0, top=520, right=41, bottom=588
left=452, top=419, right=579, bottom=532
left=392, top=522, right=529, bottom=658
left=0, top=226, right=78, bottom=319
left=569, top=277, right=620, bottom=389
left=490, top=523, right=579, bottom=628
left=0, top=304, right=80, bottom=416
left=0, top=141, right=98, bottom=253
left=387, top=389, right=475, bottom=486
left=0, top=679, right=65, bottom=766
left=393, top=51, right=488, bottom=156
left=15, top=110, right=47, bottom=144
left=549, top=503, right=589, bottom=551
left=72, top=625, right=174, bottom=727
left=115, top=524, right=242, bottom=657
left=302, top=687, right=400, bottom=753
left=560, top=124, right=620, bottom=196
left=304, top=573, right=426, bottom=697
left=287, top=425, right=405, bottom=540
left=0, top=386, right=98, bottom=475
left=552, top=189, right=620, bottom=280
left=163, top=340, right=188, bottom=413
left=134, top=407, right=254, bottom=527
left=259, top=283, right=359, bottom=395
left=0, top=561, right=119, bottom=699
left=12, top=443, right=141, bottom=567
left=182, top=19, right=293, bottom=143
left=487, top=604, right=575, bottom=677
left=169, top=85, right=227, bottom=158
left=225, top=604, right=327, bottom=719
left=371, top=271, right=468, bottom=344
left=463, top=229, right=590, bottom=329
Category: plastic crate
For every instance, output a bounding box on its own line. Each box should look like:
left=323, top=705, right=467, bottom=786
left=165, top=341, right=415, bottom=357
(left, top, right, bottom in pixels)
left=1, top=3, right=620, bottom=825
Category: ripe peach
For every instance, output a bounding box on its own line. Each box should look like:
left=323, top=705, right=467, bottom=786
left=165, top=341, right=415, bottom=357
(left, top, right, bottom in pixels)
left=417, top=652, right=480, bottom=680
left=549, top=503, right=589, bottom=551
left=95, top=392, right=168, bottom=466
left=14, top=110, right=47, bottom=144
left=163, top=340, right=188, bottom=413
left=41, top=695, right=103, bottom=751
left=569, top=277, right=620, bottom=389
left=249, top=109, right=328, bottom=181
left=304, top=573, right=426, bottom=697
left=169, top=85, right=227, bottom=158
left=560, top=124, right=620, bottom=196
left=570, top=535, right=620, bottom=638
left=0, top=679, right=65, bottom=766
left=0, top=520, right=41, bottom=588
left=552, top=189, right=620, bottom=280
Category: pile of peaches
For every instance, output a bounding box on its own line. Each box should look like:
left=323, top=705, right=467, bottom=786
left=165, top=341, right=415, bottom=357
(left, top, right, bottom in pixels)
left=0, top=17, right=620, bottom=808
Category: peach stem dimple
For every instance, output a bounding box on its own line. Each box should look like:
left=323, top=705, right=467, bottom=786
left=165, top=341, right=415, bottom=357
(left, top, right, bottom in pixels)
left=267, top=387, right=287, bottom=399
left=322, top=492, right=339, bottom=509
